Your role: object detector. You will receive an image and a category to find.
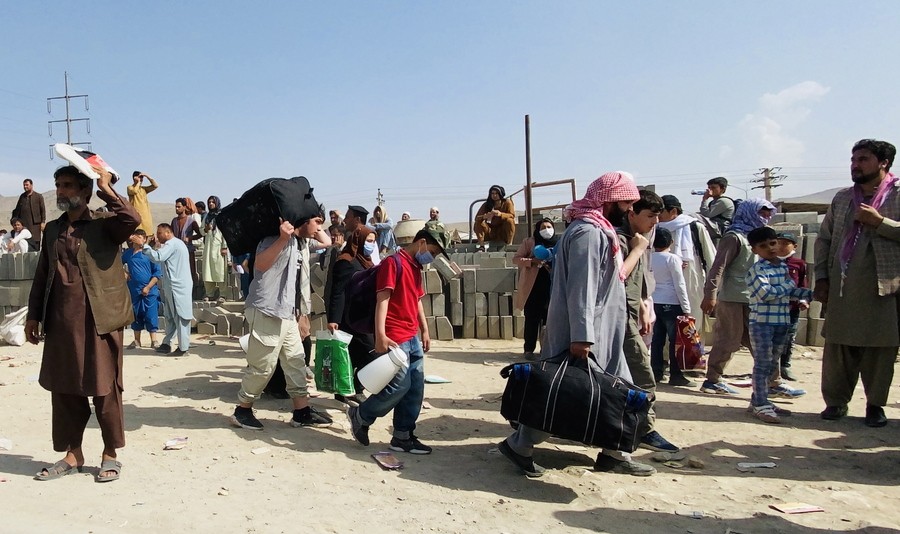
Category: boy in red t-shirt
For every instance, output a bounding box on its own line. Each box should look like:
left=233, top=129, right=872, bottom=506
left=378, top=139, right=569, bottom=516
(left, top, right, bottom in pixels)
left=348, top=227, right=451, bottom=454
left=776, top=232, right=809, bottom=381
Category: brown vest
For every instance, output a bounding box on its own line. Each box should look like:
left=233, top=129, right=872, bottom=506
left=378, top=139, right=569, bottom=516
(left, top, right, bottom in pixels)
left=39, top=213, right=134, bottom=334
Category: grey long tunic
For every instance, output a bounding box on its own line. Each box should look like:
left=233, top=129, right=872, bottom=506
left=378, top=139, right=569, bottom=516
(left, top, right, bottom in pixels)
left=542, top=220, right=632, bottom=381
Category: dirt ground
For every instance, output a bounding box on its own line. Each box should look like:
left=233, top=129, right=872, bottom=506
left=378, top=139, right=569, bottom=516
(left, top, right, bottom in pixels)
left=1, top=334, right=898, bottom=534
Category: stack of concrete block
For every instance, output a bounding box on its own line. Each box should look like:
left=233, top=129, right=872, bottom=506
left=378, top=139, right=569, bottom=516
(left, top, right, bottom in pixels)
left=0, top=252, right=39, bottom=315
left=454, top=260, right=523, bottom=341
left=190, top=302, right=247, bottom=336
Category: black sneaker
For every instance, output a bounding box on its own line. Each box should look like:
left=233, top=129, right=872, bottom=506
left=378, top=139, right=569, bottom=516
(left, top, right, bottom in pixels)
left=780, top=366, right=798, bottom=381
left=498, top=439, right=545, bottom=477
left=170, top=349, right=189, bottom=357
left=230, top=406, right=264, bottom=430
left=347, top=406, right=370, bottom=446
left=290, top=406, right=333, bottom=427
left=389, top=435, right=433, bottom=455
left=668, top=375, right=694, bottom=387
left=594, top=453, right=656, bottom=476
left=155, top=343, right=171, bottom=354
left=639, top=430, right=680, bottom=453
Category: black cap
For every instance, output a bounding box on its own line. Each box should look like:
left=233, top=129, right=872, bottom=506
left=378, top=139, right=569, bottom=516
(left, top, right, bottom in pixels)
left=776, top=231, right=798, bottom=244
left=661, top=195, right=681, bottom=210
left=347, top=205, right=369, bottom=218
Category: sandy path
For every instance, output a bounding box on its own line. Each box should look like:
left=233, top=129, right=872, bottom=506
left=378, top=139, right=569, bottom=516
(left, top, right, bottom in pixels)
left=1, top=335, right=898, bottom=533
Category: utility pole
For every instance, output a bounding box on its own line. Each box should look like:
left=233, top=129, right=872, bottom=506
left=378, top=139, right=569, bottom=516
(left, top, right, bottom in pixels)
left=524, top=115, right=533, bottom=234
left=750, top=167, right=787, bottom=201
left=47, top=71, right=91, bottom=157
left=375, top=188, right=384, bottom=207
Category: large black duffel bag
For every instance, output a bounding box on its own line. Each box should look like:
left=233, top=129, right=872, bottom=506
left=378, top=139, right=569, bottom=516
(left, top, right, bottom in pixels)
left=217, top=176, right=320, bottom=256
left=500, top=351, right=653, bottom=453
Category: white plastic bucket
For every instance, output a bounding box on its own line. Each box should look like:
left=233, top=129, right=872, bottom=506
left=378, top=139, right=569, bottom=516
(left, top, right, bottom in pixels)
left=358, top=346, right=409, bottom=393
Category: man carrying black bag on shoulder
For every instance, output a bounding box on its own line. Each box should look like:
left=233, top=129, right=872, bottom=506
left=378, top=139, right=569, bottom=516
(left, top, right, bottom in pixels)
left=498, top=171, right=656, bottom=478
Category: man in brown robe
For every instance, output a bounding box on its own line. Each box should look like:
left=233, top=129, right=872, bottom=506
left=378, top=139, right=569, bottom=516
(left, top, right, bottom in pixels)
left=25, top=164, right=140, bottom=482
left=11, top=178, right=46, bottom=250
left=815, top=139, right=900, bottom=428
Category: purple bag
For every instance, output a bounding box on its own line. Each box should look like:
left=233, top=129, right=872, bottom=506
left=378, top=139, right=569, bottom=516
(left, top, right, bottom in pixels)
left=344, top=255, right=402, bottom=334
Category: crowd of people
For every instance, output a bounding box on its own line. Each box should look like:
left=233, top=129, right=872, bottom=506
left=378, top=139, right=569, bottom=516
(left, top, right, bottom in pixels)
left=13, top=138, right=898, bottom=484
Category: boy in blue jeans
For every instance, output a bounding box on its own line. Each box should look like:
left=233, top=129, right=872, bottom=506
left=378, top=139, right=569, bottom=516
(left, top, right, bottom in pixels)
left=746, top=227, right=813, bottom=423
left=347, top=227, right=451, bottom=454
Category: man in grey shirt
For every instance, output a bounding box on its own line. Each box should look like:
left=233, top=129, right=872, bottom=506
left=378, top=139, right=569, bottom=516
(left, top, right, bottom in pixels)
left=231, top=217, right=332, bottom=430
left=699, top=176, right=735, bottom=235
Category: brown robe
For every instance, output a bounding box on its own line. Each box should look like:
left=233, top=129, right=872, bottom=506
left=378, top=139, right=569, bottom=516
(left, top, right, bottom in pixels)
left=28, top=190, right=139, bottom=397
left=12, top=190, right=45, bottom=248
left=474, top=198, right=516, bottom=244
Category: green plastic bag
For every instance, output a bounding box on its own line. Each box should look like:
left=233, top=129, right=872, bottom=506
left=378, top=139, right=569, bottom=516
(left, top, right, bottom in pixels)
left=314, top=330, right=355, bottom=395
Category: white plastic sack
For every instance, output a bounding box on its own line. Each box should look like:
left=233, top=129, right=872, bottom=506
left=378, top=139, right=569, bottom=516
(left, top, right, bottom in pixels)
left=0, top=307, right=28, bottom=346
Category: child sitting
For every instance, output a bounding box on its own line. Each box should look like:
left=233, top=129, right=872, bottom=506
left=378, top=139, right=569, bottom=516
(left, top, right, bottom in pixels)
left=745, top=227, right=813, bottom=423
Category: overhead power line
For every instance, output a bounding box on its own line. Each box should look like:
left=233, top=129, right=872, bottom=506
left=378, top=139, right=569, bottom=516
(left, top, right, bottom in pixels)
left=750, top=167, right=787, bottom=201
left=46, top=71, right=91, bottom=157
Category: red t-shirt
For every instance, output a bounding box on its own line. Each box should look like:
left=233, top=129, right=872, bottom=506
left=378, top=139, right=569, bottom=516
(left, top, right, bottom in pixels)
left=376, top=249, right=425, bottom=343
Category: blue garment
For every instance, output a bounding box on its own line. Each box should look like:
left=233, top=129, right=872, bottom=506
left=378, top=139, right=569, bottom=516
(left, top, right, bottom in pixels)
left=746, top=259, right=812, bottom=324
left=357, top=336, right=425, bottom=439
left=749, top=323, right=791, bottom=406
left=123, top=247, right=161, bottom=332
left=651, top=303, right=686, bottom=379
left=370, top=220, right=397, bottom=252
left=143, top=239, right=193, bottom=321
left=730, top=198, right=776, bottom=234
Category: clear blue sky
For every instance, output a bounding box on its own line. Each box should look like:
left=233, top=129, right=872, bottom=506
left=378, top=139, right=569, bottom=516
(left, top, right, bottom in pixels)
left=2, top=1, right=899, bottom=223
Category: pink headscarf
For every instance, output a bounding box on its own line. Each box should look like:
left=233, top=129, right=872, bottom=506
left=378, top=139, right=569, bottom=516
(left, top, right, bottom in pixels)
left=564, top=171, right=640, bottom=280
left=839, top=172, right=898, bottom=293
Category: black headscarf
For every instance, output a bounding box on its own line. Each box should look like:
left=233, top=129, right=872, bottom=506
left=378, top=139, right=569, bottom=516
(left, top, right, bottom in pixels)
left=206, top=196, right=222, bottom=227
left=533, top=218, right=558, bottom=248
left=481, top=184, right=506, bottom=213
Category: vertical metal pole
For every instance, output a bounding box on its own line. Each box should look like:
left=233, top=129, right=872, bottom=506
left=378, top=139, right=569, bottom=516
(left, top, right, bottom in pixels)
left=524, top=115, right=533, bottom=234
left=64, top=71, right=72, bottom=144
left=763, top=167, right=772, bottom=201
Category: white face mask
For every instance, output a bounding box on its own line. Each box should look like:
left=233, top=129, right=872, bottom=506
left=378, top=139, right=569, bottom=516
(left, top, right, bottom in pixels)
left=776, top=250, right=795, bottom=261
left=539, top=228, right=554, bottom=240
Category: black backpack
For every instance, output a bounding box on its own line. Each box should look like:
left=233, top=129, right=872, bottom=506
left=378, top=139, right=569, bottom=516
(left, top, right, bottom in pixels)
left=217, top=176, right=320, bottom=256
left=343, top=255, right=402, bottom=334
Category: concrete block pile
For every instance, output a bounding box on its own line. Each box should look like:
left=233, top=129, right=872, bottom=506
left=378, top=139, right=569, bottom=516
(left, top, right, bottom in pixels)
left=0, top=252, right=38, bottom=317
left=447, top=252, right=524, bottom=340
left=189, top=301, right=247, bottom=337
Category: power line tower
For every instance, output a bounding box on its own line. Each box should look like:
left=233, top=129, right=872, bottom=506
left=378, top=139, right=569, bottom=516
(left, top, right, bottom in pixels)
left=376, top=188, right=385, bottom=208
left=47, top=71, right=90, bottom=157
left=750, top=167, right=787, bottom=201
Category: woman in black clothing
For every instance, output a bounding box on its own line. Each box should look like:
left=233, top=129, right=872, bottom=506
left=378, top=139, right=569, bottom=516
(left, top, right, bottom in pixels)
left=513, top=218, right=558, bottom=359
left=325, top=226, right=379, bottom=406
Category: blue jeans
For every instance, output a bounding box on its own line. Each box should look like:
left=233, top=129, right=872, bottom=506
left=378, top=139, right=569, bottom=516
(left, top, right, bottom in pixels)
left=650, top=304, right=685, bottom=380
left=779, top=308, right=801, bottom=368
left=357, top=336, right=425, bottom=439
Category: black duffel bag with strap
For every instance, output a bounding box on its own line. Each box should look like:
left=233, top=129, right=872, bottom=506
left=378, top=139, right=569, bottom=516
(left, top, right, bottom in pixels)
left=217, top=176, right=321, bottom=256
left=500, top=351, right=653, bottom=453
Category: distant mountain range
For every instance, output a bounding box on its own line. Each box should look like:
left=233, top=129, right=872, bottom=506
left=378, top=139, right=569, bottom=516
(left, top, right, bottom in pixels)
left=0, top=188, right=178, bottom=231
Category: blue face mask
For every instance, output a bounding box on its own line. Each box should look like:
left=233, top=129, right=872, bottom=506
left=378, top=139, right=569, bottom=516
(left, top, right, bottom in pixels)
left=415, top=250, right=435, bottom=265
left=363, top=242, right=377, bottom=256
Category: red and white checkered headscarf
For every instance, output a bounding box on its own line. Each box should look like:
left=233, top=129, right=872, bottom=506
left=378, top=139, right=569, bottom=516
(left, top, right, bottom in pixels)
left=564, top=171, right=640, bottom=280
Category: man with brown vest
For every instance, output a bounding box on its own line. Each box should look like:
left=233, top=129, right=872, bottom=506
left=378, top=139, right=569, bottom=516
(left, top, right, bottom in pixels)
left=12, top=178, right=46, bottom=251
left=25, top=164, right=140, bottom=483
